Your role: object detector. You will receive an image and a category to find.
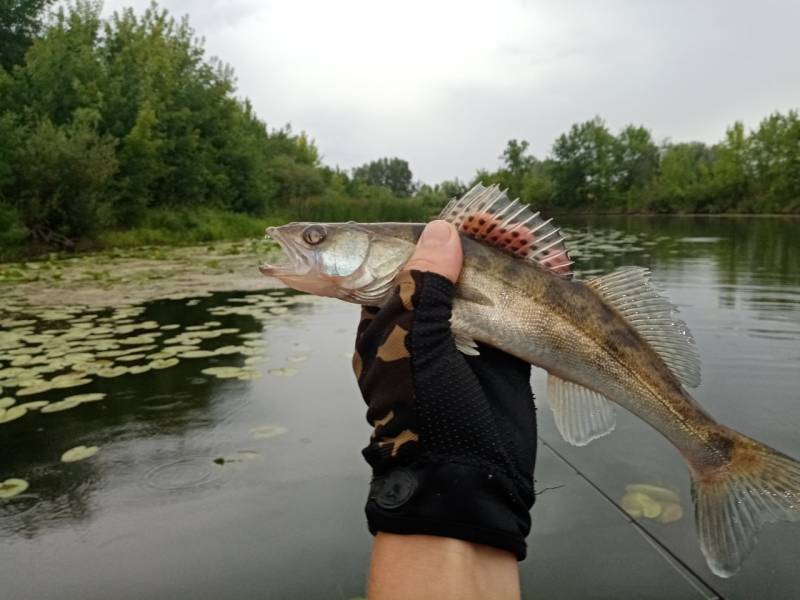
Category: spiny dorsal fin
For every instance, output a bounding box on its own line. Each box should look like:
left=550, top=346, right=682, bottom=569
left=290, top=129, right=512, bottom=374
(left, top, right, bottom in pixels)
left=547, top=374, right=616, bottom=446
left=439, top=184, right=573, bottom=278
left=587, top=267, right=701, bottom=388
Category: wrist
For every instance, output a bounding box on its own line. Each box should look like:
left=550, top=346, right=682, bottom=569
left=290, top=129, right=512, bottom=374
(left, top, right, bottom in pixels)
left=369, top=533, right=520, bottom=600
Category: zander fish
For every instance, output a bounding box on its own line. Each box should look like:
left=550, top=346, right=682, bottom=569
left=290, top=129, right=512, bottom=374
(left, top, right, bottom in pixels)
left=259, top=184, right=800, bottom=577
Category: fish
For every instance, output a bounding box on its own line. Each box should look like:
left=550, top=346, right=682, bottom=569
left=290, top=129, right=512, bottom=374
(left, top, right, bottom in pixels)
left=259, top=183, right=800, bottom=578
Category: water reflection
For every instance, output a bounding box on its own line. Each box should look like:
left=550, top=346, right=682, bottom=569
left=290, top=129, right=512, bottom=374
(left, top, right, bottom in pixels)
left=0, top=289, right=321, bottom=539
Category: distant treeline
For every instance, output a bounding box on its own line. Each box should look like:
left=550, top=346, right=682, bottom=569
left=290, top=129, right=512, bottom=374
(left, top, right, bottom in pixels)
left=0, top=1, right=798, bottom=255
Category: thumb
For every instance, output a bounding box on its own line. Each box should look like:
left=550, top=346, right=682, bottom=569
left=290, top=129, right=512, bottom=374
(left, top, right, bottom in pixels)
left=403, top=220, right=463, bottom=283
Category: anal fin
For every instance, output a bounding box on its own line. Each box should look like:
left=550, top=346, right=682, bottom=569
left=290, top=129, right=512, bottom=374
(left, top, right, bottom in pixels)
left=547, top=374, right=616, bottom=446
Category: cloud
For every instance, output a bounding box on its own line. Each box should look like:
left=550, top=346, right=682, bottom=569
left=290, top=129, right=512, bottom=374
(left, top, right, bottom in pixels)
left=102, top=0, right=800, bottom=183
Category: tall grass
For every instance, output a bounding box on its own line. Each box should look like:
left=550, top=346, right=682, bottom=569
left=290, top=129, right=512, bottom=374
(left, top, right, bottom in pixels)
left=2, top=195, right=440, bottom=261
left=98, top=207, right=275, bottom=248
left=286, top=195, right=436, bottom=223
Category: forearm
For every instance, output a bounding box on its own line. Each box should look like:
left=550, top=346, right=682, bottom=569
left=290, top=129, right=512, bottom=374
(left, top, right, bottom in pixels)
left=368, top=533, right=521, bottom=600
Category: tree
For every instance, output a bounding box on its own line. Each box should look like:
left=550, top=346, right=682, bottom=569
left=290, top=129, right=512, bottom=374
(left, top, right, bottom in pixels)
left=550, top=117, right=621, bottom=210
left=645, top=142, right=713, bottom=213
left=614, top=125, right=659, bottom=209
left=707, top=121, right=752, bottom=212
left=750, top=111, right=800, bottom=212
left=352, top=157, right=415, bottom=197
left=0, top=0, right=54, bottom=71
left=13, top=116, right=117, bottom=247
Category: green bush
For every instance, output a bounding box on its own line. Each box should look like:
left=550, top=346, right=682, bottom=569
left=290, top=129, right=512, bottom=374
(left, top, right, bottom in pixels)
left=13, top=118, right=117, bottom=248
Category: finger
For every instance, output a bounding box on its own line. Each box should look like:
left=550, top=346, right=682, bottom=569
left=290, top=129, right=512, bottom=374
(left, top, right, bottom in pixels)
left=403, top=220, right=463, bottom=284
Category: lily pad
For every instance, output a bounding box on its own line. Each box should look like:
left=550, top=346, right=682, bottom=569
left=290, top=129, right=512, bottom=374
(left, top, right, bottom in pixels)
left=117, top=354, right=146, bottom=362
left=244, top=356, right=268, bottom=365
left=61, top=445, right=99, bottom=463
left=178, top=350, right=216, bottom=359
left=150, top=358, right=179, bottom=370
left=0, top=406, right=27, bottom=424
left=41, top=399, right=82, bottom=413
left=65, top=393, right=106, bottom=403
left=250, top=425, right=288, bottom=439
left=0, top=397, right=15, bottom=409
left=97, top=366, right=129, bottom=378
left=51, top=378, right=92, bottom=389
left=201, top=366, right=244, bottom=379
left=0, top=478, right=29, bottom=499
left=16, top=383, right=53, bottom=396
left=17, top=400, right=49, bottom=410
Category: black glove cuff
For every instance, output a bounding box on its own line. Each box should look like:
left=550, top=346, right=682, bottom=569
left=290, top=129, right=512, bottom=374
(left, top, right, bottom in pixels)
left=365, top=461, right=532, bottom=560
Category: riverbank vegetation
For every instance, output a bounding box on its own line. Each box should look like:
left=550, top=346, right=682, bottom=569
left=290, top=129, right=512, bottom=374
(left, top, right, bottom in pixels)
left=0, top=1, right=798, bottom=260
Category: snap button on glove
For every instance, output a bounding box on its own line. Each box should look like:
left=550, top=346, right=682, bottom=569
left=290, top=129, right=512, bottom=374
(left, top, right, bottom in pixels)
left=353, top=268, right=538, bottom=560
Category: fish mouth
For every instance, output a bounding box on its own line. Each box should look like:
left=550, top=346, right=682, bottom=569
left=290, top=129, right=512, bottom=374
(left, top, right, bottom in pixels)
left=258, top=227, right=313, bottom=278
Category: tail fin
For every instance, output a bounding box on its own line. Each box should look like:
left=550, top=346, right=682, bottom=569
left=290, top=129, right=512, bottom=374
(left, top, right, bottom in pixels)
left=691, top=435, right=800, bottom=577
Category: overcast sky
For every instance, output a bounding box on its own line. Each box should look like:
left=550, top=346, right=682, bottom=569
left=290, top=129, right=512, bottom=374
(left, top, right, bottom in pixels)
left=103, top=0, right=800, bottom=184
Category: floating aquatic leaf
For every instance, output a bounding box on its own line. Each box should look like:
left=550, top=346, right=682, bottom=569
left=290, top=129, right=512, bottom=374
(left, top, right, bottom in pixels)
left=17, top=400, right=49, bottom=410
left=0, top=478, right=29, bottom=499
left=201, top=366, right=244, bottom=379
left=150, top=358, right=179, bottom=370
left=41, top=399, right=82, bottom=413
left=0, top=397, right=15, bottom=409
left=236, top=370, right=261, bottom=381
left=214, top=328, right=239, bottom=335
left=16, top=383, right=53, bottom=396
left=128, top=365, right=152, bottom=375
left=117, top=354, right=146, bottom=362
left=161, top=324, right=180, bottom=330
left=178, top=350, right=216, bottom=359
left=61, top=445, right=99, bottom=463
left=65, top=393, right=106, bottom=403
left=96, top=366, right=129, bottom=378
left=238, top=348, right=264, bottom=357
left=621, top=484, right=683, bottom=524
left=624, top=484, right=680, bottom=504
left=119, top=335, right=159, bottom=345
left=268, top=367, right=298, bottom=377
left=269, top=306, right=289, bottom=314
left=213, top=346, right=242, bottom=356
left=51, top=378, right=92, bottom=389
left=250, top=425, right=288, bottom=439
left=0, top=406, right=27, bottom=423
left=244, top=356, right=268, bottom=365
left=239, top=332, right=263, bottom=340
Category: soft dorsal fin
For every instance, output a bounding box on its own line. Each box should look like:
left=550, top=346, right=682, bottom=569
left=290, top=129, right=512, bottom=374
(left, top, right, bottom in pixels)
left=439, top=184, right=573, bottom=278
left=587, top=267, right=701, bottom=388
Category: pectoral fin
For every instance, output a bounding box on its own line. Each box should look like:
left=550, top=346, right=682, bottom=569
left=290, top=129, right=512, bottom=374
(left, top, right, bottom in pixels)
left=547, top=374, right=616, bottom=446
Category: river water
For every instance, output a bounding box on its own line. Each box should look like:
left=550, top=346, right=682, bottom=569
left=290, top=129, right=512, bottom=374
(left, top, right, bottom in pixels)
left=0, top=216, right=798, bottom=599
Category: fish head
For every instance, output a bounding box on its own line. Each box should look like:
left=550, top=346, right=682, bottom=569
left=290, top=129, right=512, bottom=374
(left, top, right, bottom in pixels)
left=259, top=222, right=416, bottom=304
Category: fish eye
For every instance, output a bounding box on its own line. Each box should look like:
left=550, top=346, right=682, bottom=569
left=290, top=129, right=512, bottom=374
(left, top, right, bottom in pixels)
left=302, top=224, right=327, bottom=246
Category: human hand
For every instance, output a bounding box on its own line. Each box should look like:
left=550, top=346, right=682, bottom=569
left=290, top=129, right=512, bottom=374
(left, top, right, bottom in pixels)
left=352, top=220, right=537, bottom=560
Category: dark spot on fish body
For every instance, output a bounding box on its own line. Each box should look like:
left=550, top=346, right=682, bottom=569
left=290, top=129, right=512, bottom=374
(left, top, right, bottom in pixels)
left=691, top=430, right=737, bottom=473
left=596, top=301, right=618, bottom=325
left=606, top=328, right=640, bottom=354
